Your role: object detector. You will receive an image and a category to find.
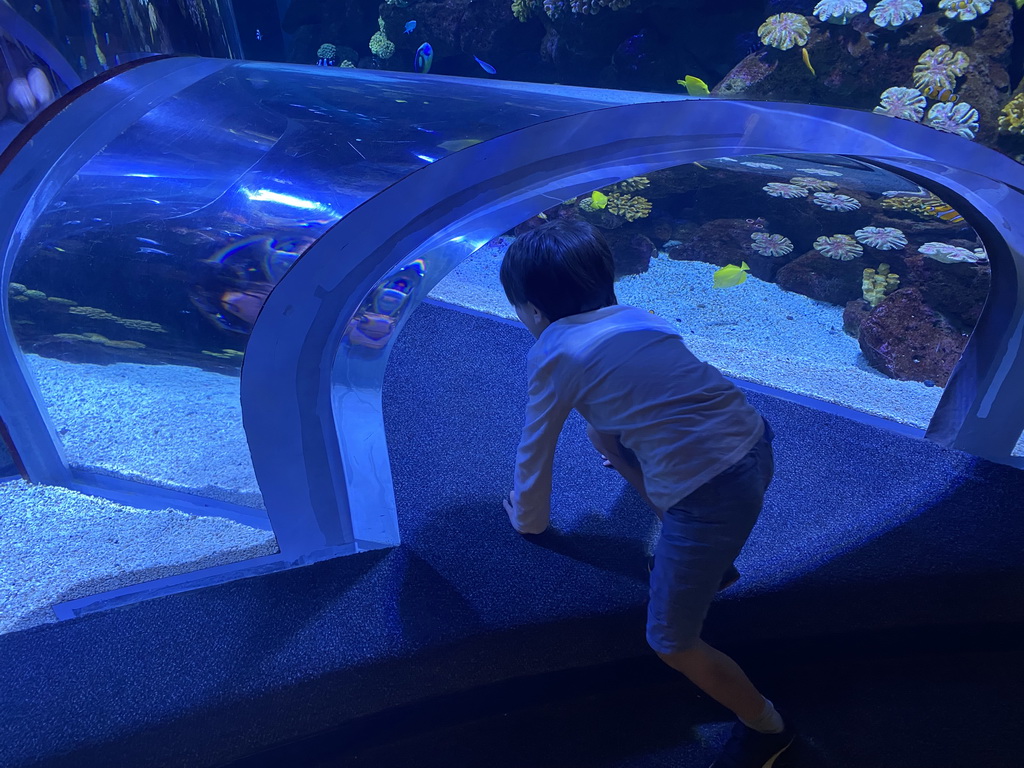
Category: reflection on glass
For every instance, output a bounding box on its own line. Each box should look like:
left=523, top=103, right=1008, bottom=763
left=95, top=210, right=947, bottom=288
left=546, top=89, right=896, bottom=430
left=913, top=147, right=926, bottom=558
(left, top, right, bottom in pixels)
left=344, top=261, right=424, bottom=352
left=428, top=154, right=990, bottom=432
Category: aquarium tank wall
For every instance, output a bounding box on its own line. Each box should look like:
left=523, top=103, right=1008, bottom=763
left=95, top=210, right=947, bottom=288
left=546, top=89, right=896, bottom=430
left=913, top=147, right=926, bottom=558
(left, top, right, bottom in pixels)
left=1, top=0, right=1023, bottom=626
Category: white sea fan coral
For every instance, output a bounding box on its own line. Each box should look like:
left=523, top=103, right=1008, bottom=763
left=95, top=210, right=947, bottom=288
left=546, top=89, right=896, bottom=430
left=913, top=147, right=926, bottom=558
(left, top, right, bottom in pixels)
left=814, top=234, right=864, bottom=260
left=873, top=86, right=926, bottom=122
left=763, top=182, right=810, bottom=198
left=918, top=242, right=986, bottom=263
left=750, top=232, right=795, bottom=258
left=869, top=0, right=923, bottom=29
left=913, top=45, right=970, bottom=92
left=789, top=176, right=839, bottom=191
left=758, top=13, right=811, bottom=50
left=812, top=192, right=861, bottom=211
left=938, top=0, right=992, bottom=22
left=925, top=101, right=979, bottom=139
left=854, top=226, right=907, bottom=250
left=742, top=161, right=784, bottom=169
left=814, top=0, right=866, bottom=24
left=795, top=167, right=843, bottom=177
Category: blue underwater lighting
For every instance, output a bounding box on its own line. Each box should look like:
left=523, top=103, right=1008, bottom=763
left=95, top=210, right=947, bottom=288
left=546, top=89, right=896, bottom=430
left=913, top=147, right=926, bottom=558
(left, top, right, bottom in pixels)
left=243, top=187, right=331, bottom=212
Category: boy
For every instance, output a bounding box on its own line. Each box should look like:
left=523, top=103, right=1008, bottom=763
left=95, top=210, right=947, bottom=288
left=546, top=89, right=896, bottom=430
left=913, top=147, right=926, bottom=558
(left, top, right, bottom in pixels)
left=499, top=219, right=793, bottom=768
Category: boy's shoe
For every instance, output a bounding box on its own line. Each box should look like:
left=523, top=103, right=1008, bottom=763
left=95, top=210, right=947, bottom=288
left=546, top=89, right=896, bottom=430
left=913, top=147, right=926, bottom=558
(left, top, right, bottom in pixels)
left=709, top=721, right=795, bottom=768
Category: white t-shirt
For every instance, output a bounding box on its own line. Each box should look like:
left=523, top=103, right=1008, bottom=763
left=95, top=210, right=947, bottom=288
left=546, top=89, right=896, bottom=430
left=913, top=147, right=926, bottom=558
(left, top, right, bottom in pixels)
left=510, top=304, right=765, bottom=534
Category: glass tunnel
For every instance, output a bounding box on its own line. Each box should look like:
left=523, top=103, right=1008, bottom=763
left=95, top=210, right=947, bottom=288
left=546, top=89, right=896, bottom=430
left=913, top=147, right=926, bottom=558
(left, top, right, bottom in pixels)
left=1, top=56, right=1023, bottom=618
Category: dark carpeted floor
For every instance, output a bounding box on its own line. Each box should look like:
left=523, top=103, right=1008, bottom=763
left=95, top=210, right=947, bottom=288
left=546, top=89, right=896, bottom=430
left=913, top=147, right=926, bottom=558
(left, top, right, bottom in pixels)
left=2, top=300, right=1022, bottom=768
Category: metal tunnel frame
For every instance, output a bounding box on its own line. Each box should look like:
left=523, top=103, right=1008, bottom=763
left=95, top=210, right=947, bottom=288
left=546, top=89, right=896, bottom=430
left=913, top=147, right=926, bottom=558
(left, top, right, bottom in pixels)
left=242, top=99, right=1024, bottom=560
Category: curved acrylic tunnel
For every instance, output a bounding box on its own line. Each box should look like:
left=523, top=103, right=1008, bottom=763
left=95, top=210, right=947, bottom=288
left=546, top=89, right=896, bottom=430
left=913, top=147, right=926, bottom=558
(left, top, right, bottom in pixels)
left=1, top=57, right=1022, bottom=582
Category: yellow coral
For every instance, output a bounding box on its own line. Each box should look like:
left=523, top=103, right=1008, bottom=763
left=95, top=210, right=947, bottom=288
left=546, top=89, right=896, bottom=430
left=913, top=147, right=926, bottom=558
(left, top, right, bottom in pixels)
left=47, top=297, right=78, bottom=306
left=116, top=317, right=166, bottom=333
left=8, top=282, right=26, bottom=295
left=512, top=0, right=534, bottom=21
left=606, top=193, right=652, bottom=221
left=24, top=289, right=47, bottom=300
left=369, top=18, right=394, bottom=59
left=998, top=93, right=1024, bottom=135
left=69, top=305, right=118, bottom=320
left=102, top=339, right=146, bottom=349
left=862, top=263, right=900, bottom=307
left=612, top=176, right=651, bottom=194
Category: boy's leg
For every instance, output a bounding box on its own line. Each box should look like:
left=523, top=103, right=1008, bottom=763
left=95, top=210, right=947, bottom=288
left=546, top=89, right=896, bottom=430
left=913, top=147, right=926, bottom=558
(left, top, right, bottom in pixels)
left=656, top=641, right=767, bottom=723
left=586, top=423, right=661, bottom=517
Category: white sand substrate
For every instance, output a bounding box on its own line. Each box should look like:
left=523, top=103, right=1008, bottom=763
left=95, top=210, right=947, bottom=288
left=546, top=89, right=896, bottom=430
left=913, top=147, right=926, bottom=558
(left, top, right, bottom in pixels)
left=431, top=236, right=947, bottom=429
left=0, top=480, right=277, bottom=634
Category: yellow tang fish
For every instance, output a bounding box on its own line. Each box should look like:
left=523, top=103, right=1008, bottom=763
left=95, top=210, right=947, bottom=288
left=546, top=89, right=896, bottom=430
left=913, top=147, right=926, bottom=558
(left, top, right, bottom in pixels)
left=677, top=75, right=710, bottom=97
left=1017, top=0, right=1023, bottom=9
left=801, top=48, right=815, bottom=77
left=591, top=190, right=608, bottom=209
left=713, top=262, right=750, bottom=289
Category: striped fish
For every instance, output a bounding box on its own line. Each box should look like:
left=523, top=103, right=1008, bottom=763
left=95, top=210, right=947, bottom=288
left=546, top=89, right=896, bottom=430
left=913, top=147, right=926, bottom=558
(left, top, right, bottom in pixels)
left=926, top=202, right=965, bottom=224
left=920, top=85, right=959, bottom=103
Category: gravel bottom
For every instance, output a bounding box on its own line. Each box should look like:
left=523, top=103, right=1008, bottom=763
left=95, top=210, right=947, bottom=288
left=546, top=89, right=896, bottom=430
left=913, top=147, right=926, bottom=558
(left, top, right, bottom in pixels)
left=428, top=236, right=947, bottom=429
left=26, top=355, right=263, bottom=508
left=0, top=480, right=277, bottom=634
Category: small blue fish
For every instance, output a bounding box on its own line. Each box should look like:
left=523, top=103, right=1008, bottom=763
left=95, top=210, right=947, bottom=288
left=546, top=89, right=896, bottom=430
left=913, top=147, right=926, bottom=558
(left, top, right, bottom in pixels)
left=474, top=56, right=496, bottom=75
left=404, top=21, right=416, bottom=34
left=414, top=42, right=433, bottom=74
left=255, top=29, right=262, bottom=41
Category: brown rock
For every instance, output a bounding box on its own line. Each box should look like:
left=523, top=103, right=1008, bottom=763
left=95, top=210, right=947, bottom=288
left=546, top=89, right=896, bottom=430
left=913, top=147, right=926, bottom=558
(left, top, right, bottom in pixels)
left=857, top=287, right=969, bottom=386
left=775, top=250, right=864, bottom=305
left=605, top=231, right=656, bottom=278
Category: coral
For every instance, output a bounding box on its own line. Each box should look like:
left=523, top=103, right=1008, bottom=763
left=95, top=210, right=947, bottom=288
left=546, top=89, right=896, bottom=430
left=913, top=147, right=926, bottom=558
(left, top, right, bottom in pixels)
left=24, top=289, right=46, bottom=300
left=317, top=43, right=337, bottom=64
left=54, top=333, right=89, bottom=341
left=869, top=0, right=923, bottom=28
left=46, top=297, right=78, bottom=306
left=763, top=182, right=810, bottom=198
left=938, top=0, right=992, bottom=22
left=862, top=263, right=900, bottom=307
left=116, top=318, right=166, bottom=333
left=757, top=13, right=810, bottom=51
left=8, top=282, right=26, bottom=295
left=11, top=295, right=29, bottom=303
left=925, top=101, right=979, bottom=139
left=789, top=176, right=839, bottom=191
left=813, top=0, right=866, bottom=25
left=612, top=176, right=650, bottom=194
left=102, top=339, right=146, bottom=349
left=568, top=0, right=630, bottom=14
left=68, top=306, right=118, bottom=321
left=512, top=0, right=536, bottom=21
left=855, top=226, right=907, bottom=250
left=795, top=167, right=843, bottom=177
left=339, top=60, right=355, bottom=68
left=997, top=93, right=1024, bottom=135
left=750, top=232, right=795, bottom=257
left=913, top=45, right=969, bottom=93
left=606, top=194, right=652, bottom=221
left=814, top=234, right=864, bottom=260
left=203, top=348, right=244, bottom=359
left=918, top=242, right=987, bottom=263
left=812, top=192, right=861, bottom=211
left=543, top=0, right=565, bottom=18
left=873, top=87, right=927, bottom=122
left=369, top=18, right=394, bottom=60
left=741, top=161, right=783, bottom=169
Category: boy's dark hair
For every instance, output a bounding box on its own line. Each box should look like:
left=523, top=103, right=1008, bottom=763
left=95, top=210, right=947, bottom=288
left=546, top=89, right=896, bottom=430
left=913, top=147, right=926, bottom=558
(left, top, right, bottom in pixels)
left=499, top=218, right=618, bottom=322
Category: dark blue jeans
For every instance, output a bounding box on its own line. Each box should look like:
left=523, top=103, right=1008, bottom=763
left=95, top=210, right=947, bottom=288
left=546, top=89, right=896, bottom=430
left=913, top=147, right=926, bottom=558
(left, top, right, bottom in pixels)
left=647, top=419, right=774, bottom=653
